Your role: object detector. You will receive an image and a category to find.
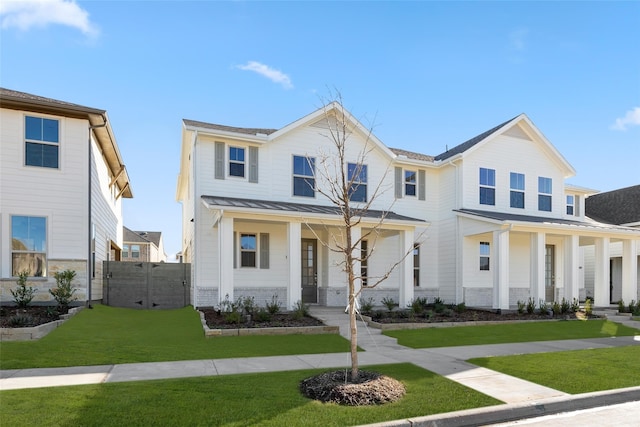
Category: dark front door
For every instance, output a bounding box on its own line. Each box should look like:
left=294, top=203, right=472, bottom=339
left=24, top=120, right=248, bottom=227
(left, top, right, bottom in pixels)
left=545, top=244, right=555, bottom=302
left=301, top=239, right=317, bottom=303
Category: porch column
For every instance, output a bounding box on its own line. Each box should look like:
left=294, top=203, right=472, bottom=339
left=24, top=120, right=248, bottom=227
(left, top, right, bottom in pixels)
left=594, top=237, right=610, bottom=306
left=219, top=216, right=234, bottom=305
left=621, top=239, right=638, bottom=304
left=530, top=232, right=546, bottom=304
left=493, top=229, right=510, bottom=310
left=352, top=226, right=362, bottom=298
left=287, top=222, right=302, bottom=310
left=399, top=229, right=414, bottom=308
left=564, top=235, right=580, bottom=303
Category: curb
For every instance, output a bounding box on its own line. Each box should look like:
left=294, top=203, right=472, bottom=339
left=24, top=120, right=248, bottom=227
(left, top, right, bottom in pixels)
left=357, top=386, right=640, bottom=427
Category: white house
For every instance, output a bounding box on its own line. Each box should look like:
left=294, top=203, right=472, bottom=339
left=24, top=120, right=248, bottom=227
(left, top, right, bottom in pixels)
left=0, top=88, right=133, bottom=305
left=176, top=103, right=640, bottom=310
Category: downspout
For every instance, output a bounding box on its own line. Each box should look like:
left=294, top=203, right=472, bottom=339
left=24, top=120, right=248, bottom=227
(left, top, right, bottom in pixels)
left=87, top=114, right=108, bottom=308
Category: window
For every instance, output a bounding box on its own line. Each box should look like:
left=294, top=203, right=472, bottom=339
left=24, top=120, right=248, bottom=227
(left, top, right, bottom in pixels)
left=405, top=170, right=417, bottom=196
left=538, top=177, right=552, bottom=212
left=240, top=234, right=257, bottom=267
left=348, top=163, right=367, bottom=202
left=479, top=168, right=495, bottom=205
left=413, top=243, right=420, bottom=287
left=229, top=147, right=245, bottom=177
left=510, top=172, right=525, bottom=208
left=25, top=116, right=59, bottom=168
left=131, top=245, right=140, bottom=259
left=566, top=195, right=575, bottom=215
left=293, top=156, right=315, bottom=197
left=123, top=245, right=130, bottom=258
left=11, top=216, right=47, bottom=277
left=479, top=242, right=490, bottom=271
left=361, top=240, right=368, bottom=286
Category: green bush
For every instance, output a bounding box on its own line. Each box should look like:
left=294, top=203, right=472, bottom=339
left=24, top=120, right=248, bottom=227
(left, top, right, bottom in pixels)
left=265, top=294, right=281, bottom=314
left=584, top=298, right=593, bottom=316
left=292, top=300, right=310, bottom=320
left=560, top=298, right=570, bottom=314
left=7, top=313, right=35, bottom=327
left=517, top=300, right=525, bottom=314
left=571, top=298, right=580, bottom=313
left=10, top=271, right=37, bottom=308
left=618, top=299, right=626, bottom=313
left=242, top=296, right=256, bottom=316
left=526, top=297, right=536, bottom=314
left=50, top=270, right=77, bottom=310
left=538, top=299, right=549, bottom=315
left=628, top=300, right=636, bottom=314
left=455, top=302, right=467, bottom=314
left=254, top=308, right=272, bottom=322
left=552, top=301, right=561, bottom=316
left=359, top=296, right=374, bottom=314
left=381, top=297, right=398, bottom=312
left=408, top=297, right=427, bottom=314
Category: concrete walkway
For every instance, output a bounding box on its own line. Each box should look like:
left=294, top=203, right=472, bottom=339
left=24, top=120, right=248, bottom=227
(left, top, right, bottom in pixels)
left=1, top=307, right=639, bottom=425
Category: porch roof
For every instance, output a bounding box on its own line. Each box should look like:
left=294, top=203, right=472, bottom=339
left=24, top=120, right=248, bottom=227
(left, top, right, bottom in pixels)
left=455, top=209, right=640, bottom=235
left=202, top=195, right=425, bottom=223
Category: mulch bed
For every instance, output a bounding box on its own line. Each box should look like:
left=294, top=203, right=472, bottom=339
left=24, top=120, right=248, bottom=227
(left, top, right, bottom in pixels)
left=367, top=308, right=596, bottom=323
left=0, top=306, right=70, bottom=328
left=300, top=370, right=406, bottom=406
left=200, top=308, right=325, bottom=329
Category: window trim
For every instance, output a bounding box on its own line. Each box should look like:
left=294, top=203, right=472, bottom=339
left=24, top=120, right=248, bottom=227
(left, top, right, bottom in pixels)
left=123, top=244, right=130, bottom=258
left=510, top=172, right=525, bottom=209
left=479, top=168, right=496, bottom=206
left=479, top=241, right=490, bottom=271
left=292, top=155, right=316, bottom=198
left=131, top=244, right=140, bottom=259
left=348, top=162, right=368, bottom=202
left=405, top=170, right=417, bottom=197
left=538, top=176, right=552, bottom=212
left=566, top=194, right=575, bottom=215
left=228, top=146, right=246, bottom=178
left=24, top=115, right=60, bottom=169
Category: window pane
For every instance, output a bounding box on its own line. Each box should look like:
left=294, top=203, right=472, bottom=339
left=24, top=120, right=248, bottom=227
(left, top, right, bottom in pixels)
left=567, top=206, right=574, bottom=215
left=405, top=170, right=416, bottom=184
left=480, top=242, right=490, bottom=255
left=25, top=116, right=42, bottom=140
left=510, top=172, right=524, bottom=190
left=12, top=253, right=46, bottom=277
left=294, top=177, right=315, bottom=197
left=510, top=191, right=524, bottom=208
left=539, top=195, right=552, bottom=211
left=42, top=144, right=59, bottom=168
left=229, top=162, right=245, bottom=177
left=349, top=184, right=367, bottom=202
left=42, top=119, right=59, bottom=143
left=240, top=234, right=256, bottom=250
left=294, top=156, right=314, bottom=176
left=538, top=177, right=552, bottom=194
left=480, top=187, right=495, bottom=205
left=480, top=257, right=490, bottom=271
left=480, top=168, right=495, bottom=186
left=229, top=147, right=244, bottom=162
left=241, top=252, right=256, bottom=267
left=405, top=183, right=416, bottom=196
left=12, top=216, right=46, bottom=251
left=348, top=163, right=367, bottom=182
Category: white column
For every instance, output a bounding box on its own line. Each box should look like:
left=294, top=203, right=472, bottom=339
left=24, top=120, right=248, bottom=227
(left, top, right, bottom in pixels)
left=564, top=235, right=580, bottom=303
left=398, top=229, right=414, bottom=308
left=493, top=229, right=510, bottom=310
left=219, top=216, right=234, bottom=305
left=621, top=239, right=638, bottom=304
left=352, top=226, right=362, bottom=297
left=530, top=232, right=546, bottom=304
left=594, top=237, right=610, bottom=306
left=287, top=222, right=302, bottom=310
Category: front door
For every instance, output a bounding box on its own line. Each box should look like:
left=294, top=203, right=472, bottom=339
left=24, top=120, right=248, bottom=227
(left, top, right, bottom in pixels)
left=545, top=244, right=555, bottom=302
left=301, top=239, right=318, bottom=303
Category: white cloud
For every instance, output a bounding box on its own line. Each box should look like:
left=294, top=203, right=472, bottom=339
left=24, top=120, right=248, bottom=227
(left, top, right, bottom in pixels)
left=237, top=61, right=293, bottom=89
left=611, top=107, right=640, bottom=131
left=0, top=0, right=98, bottom=36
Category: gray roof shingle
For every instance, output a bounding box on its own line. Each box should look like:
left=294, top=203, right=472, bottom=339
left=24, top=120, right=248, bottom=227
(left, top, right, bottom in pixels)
left=585, top=185, right=640, bottom=225
left=183, top=119, right=277, bottom=136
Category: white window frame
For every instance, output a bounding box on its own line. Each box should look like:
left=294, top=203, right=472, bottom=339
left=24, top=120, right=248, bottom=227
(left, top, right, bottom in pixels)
left=538, top=177, right=552, bottom=212
left=510, top=172, right=525, bottom=209
left=131, top=244, right=140, bottom=259
left=24, top=115, right=60, bottom=169
left=479, top=241, right=490, bottom=271
left=479, top=168, right=496, bottom=206
left=292, top=155, right=316, bottom=198
left=566, top=195, right=575, bottom=215
left=348, top=162, right=367, bottom=202
left=11, top=215, right=47, bottom=277
left=228, top=146, right=246, bottom=178
left=405, top=170, right=417, bottom=196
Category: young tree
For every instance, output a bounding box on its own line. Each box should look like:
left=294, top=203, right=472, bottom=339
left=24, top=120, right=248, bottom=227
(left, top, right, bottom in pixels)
left=308, top=92, right=420, bottom=380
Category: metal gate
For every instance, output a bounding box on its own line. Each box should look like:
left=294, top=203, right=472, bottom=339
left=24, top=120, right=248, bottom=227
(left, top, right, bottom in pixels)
left=103, top=261, right=191, bottom=309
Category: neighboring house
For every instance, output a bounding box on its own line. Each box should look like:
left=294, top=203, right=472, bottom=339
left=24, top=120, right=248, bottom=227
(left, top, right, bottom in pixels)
left=0, top=88, right=133, bottom=304
left=122, top=226, right=167, bottom=262
left=176, top=103, right=640, bottom=310
left=584, top=185, right=640, bottom=303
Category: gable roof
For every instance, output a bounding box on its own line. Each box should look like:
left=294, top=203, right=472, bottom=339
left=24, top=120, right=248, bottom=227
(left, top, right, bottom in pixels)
left=585, top=185, right=640, bottom=225
left=0, top=87, right=133, bottom=198
left=434, top=116, right=519, bottom=161
left=182, top=119, right=277, bottom=137
left=123, top=226, right=163, bottom=247
left=389, top=147, right=435, bottom=162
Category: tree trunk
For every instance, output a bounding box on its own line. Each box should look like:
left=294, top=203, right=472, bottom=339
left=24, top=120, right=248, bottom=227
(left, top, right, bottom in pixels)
left=350, top=290, right=359, bottom=380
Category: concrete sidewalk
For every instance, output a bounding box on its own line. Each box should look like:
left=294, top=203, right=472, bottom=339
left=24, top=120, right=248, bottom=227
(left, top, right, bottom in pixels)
left=1, top=307, right=639, bottom=425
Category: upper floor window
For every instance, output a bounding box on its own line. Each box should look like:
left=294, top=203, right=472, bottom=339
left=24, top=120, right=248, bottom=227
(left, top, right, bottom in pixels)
left=229, top=147, right=245, bottom=177
left=566, top=195, right=575, bottom=215
left=25, top=116, right=59, bottom=168
left=131, top=245, right=140, bottom=258
left=293, top=155, right=315, bottom=197
left=405, top=170, right=417, bottom=196
left=479, top=241, right=490, bottom=271
left=348, top=163, right=367, bottom=202
left=479, top=168, right=495, bottom=205
left=510, top=172, right=525, bottom=209
left=538, top=177, right=552, bottom=212
left=11, top=215, right=47, bottom=277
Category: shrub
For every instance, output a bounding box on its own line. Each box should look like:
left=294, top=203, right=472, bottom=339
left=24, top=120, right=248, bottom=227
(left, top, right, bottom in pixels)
left=455, top=302, right=466, bottom=314
left=628, top=300, right=636, bottom=314
left=359, top=296, right=374, bottom=314
left=434, top=301, right=446, bottom=314
left=381, top=297, right=398, bottom=313
left=517, top=300, right=525, bottom=314
left=560, top=298, right=571, bottom=314
left=224, top=310, right=242, bottom=325
left=265, top=294, right=281, bottom=314
left=526, top=297, right=536, bottom=314
left=7, top=313, right=35, bottom=327
left=552, top=301, right=561, bottom=316
left=433, top=297, right=444, bottom=305
left=538, top=299, right=549, bottom=315
left=292, top=300, right=310, bottom=320
left=10, top=271, right=37, bottom=308
left=584, top=298, right=593, bottom=317
left=571, top=298, right=580, bottom=313
left=254, top=308, right=272, bottom=322
left=242, top=296, right=256, bottom=316
left=408, top=297, right=427, bottom=314
left=50, top=270, right=77, bottom=310
left=618, top=299, right=626, bottom=314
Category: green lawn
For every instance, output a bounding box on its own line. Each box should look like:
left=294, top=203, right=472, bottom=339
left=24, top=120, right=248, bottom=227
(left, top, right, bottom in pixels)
left=384, top=319, right=639, bottom=348
left=469, top=346, right=640, bottom=394
left=0, top=363, right=501, bottom=427
left=0, top=305, right=351, bottom=369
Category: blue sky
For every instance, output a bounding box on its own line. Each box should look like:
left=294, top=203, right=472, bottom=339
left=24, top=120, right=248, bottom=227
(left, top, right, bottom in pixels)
left=2, top=1, right=638, bottom=260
